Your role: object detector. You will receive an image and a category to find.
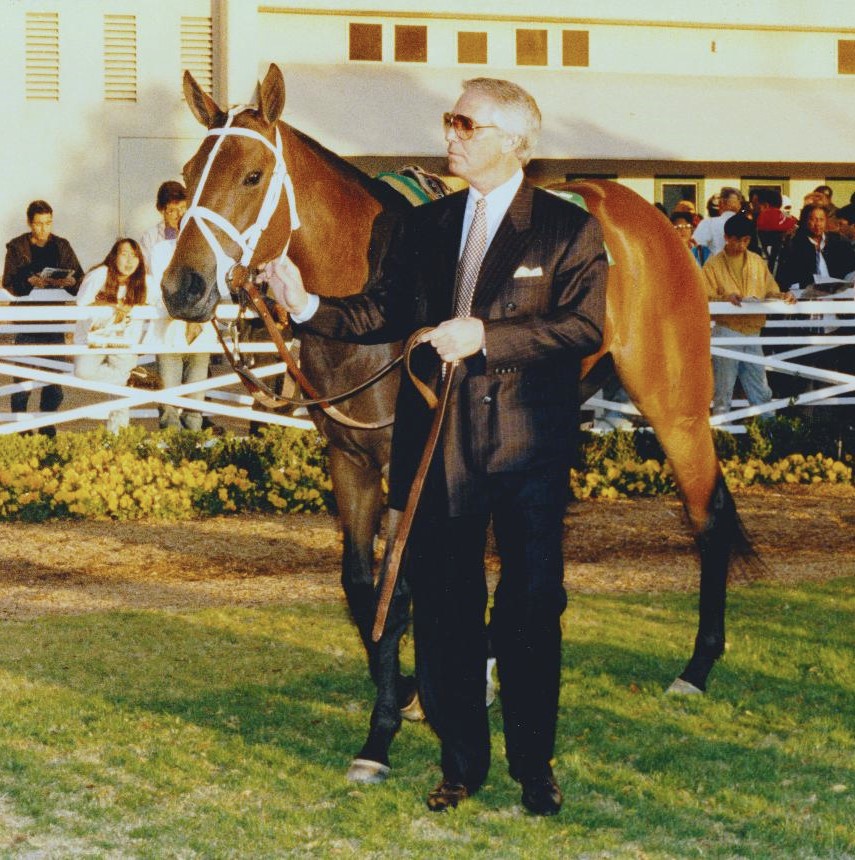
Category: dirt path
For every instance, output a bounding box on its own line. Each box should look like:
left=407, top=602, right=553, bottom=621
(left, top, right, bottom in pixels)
left=1, top=485, right=852, bottom=620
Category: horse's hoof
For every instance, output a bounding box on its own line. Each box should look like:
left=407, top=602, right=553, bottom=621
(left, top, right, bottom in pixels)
left=346, top=758, right=391, bottom=784
left=666, top=677, right=704, bottom=695
left=399, top=691, right=425, bottom=722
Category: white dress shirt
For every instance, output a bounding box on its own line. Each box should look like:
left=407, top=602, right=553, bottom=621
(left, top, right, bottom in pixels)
left=292, top=169, right=525, bottom=324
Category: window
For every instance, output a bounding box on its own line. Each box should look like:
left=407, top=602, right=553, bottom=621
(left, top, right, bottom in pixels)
left=838, top=40, right=855, bottom=74
left=562, top=30, right=589, bottom=67
left=516, top=29, right=548, bottom=66
left=25, top=12, right=60, bottom=101
left=181, top=16, right=213, bottom=95
left=104, top=14, right=137, bottom=102
left=458, top=31, right=487, bottom=64
left=395, top=25, right=427, bottom=63
left=656, top=179, right=700, bottom=215
left=349, top=23, right=382, bottom=62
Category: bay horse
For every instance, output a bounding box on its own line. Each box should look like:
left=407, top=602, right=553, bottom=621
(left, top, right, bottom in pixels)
left=162, top=65, right=751, bottom=781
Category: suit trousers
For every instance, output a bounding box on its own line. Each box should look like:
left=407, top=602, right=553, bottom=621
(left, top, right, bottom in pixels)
left=405, top=460, right=569, bottom=791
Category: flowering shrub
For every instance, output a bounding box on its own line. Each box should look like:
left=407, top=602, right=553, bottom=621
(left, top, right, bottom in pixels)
left=0, top=426, right=850, bottom=520
left=0, top=426, right=333, bottom=522
left=570, top=452, right=852, bottom=500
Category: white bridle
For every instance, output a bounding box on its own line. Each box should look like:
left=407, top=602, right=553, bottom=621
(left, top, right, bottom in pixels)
left=181, top=105, right=300, bottom=297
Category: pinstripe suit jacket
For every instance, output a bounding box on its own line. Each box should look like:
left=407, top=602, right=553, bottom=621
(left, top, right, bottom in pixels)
left=302, top=182, right=607, bottom=515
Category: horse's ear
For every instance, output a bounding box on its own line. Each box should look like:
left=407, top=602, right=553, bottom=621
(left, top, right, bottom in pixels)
left=257, top=64, right=286, bottom=125
left=183, top=70, right=224, bottom=128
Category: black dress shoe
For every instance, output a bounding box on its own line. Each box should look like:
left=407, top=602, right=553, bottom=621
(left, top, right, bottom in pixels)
left=427, top=780, right=469, bottom=812
left=521, top=768, right=563, bottom=816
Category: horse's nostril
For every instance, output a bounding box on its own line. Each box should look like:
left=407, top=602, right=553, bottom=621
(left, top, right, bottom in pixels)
left=183, top=268, right=208, bottom=301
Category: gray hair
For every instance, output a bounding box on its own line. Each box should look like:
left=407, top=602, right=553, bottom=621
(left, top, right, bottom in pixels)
left=719, top=186, right=744, bottom=204
left=462, top=78, right=541, bottom=165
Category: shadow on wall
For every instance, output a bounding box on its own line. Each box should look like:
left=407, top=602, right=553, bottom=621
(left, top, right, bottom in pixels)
left=276, top=64, right=677, bottom=173
left=53, top=84, right=200, bottom=270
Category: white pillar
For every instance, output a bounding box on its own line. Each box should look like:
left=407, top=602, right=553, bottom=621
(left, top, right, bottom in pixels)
left=212, top=0, right=262, bottom=107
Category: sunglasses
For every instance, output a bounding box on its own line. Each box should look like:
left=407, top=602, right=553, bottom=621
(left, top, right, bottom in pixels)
left=442, top=112, right=499, bottom=140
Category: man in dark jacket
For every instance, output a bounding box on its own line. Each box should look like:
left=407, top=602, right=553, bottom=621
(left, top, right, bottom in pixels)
left=266, top=78, right=607, bottom=815
left=776, top=203, right=855, bottom=289
left=2, top=200, right=83, bottom=433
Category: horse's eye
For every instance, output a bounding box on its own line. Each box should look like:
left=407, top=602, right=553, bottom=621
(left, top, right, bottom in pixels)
left=244, top=170, right=263, bottom=187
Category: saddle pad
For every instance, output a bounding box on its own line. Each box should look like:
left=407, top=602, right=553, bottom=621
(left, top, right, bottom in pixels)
left=377, top=165, right=453, bottom=206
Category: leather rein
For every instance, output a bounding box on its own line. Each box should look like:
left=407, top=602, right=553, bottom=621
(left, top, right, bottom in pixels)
left=215, top=265, right=439, bottom=431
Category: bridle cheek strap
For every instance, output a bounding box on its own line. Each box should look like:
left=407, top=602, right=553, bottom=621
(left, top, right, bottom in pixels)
left=181, top=107, right=301, bottom=297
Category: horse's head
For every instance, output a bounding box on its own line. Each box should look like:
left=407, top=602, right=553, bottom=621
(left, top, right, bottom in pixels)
left=162, top=64, right=298, bottom=321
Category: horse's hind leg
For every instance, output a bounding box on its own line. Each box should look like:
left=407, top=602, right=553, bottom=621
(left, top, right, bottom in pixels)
left=621, top=378, right=742, bottom=694
left=676, top=476, right=736, bottom=692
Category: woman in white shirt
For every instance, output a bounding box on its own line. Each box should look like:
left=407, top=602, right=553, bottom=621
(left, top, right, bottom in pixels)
left=74, top=238, right=153, bottom=432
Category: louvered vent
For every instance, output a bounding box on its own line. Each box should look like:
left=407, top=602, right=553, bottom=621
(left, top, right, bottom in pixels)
left=104, top=14, right=137, bottom=102
left=181, top=16, right=214, bottom=94
left=25, top=12, right=60, bottom=101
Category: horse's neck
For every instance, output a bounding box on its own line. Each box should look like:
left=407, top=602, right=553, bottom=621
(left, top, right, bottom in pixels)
left=283, top=124, right=387, bottom=298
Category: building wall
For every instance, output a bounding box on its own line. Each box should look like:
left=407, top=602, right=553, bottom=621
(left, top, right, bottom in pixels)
left=2, top=0, right=855, bottom=271
left=0, top=0, right=213, bottom=268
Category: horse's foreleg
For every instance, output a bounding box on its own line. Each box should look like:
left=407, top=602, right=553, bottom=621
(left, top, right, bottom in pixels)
left=352, top=511, right=412, bottom=772
left=327, top=448, right=414, bottom=778
left=328, top=447, right=386, bottom=667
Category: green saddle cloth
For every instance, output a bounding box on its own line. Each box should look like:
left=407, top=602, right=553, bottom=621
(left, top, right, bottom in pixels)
left=376, top=165, right=452, bottom=206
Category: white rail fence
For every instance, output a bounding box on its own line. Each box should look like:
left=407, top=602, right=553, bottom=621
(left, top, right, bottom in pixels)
left=0, top=289, right=313, bottom=435
left=2, top=290, right=854, bottom=436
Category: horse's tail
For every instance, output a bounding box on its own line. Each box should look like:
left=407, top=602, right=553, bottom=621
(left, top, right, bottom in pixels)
left=695, top=473, right=763, bottom=582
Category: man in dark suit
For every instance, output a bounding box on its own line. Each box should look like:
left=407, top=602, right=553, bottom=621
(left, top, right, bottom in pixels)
left=777, top=203, right=855, bottom=289
left=266, top=78, right=607, bottom=815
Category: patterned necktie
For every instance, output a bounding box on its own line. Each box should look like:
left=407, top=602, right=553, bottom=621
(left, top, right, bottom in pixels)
left=454, top=197, right=488, bottom=318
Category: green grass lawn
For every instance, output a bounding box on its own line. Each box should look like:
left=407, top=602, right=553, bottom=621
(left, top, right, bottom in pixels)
left=0, top=578, right=851, bottom=858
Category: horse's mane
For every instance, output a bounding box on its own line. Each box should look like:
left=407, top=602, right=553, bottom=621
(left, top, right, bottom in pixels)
left=284, top=123, right=413, bottom=214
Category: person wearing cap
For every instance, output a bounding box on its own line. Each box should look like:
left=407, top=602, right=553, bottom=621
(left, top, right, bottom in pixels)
left=753, top=188, right=797, bottom=275
left=832, top=203, right=855, bottom=247
left=703, top=213, right=796, bottom=415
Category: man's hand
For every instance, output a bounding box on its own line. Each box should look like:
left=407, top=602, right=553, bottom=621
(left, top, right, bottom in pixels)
left=781, top=291, right=797, bottom=305
left=28, top=275, right=47, bottom=289
left=260, top=257, right=309, bottom=315
left=420, top=318, right=485, bottom=363
left=727, top=293, right=742, bottom=306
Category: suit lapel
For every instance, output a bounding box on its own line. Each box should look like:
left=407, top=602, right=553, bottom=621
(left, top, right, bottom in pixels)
left=472, top=183, right=535, bottom=311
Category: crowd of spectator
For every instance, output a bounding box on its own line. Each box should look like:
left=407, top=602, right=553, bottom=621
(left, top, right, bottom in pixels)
left=685, top=184, right=855, bottom=415
left=6, top=178, right=854, bottom=434
left=2, top=184, right=218, bottom=435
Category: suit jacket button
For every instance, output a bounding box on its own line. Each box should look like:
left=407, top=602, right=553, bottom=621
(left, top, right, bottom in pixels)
left=505, top=301, right=516, bottom=311
left=482, top=395, right=492, bottom=404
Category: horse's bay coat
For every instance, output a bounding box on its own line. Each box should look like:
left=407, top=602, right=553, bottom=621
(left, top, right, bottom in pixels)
left=302, top=182, right=608, bottom=515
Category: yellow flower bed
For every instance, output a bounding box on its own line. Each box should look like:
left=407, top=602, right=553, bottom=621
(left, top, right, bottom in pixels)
left=0, top=427, right=334, bottom=521
left=0, top=427, right=850, bottom=520
left=570, top=454, right=852, bottom=500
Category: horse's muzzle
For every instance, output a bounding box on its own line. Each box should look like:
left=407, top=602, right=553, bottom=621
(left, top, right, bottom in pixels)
left=161, top=266, right=219, bottom=322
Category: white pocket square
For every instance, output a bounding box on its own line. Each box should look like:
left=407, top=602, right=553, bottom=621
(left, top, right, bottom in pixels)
left=514, top=265, right=543, bottom=278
